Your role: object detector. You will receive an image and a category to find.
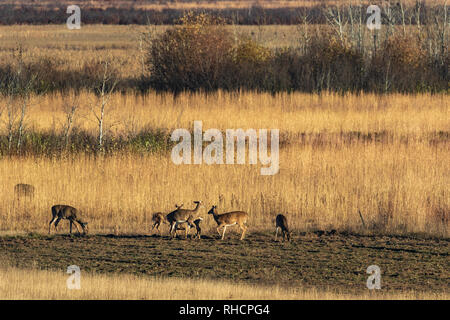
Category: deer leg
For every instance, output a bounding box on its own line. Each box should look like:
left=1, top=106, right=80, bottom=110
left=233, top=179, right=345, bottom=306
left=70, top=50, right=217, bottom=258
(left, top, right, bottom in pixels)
left=221, top=226, right=227, bottom=240
left=152, top=221, right=159, bottom=234
left=73, top=220, right=82, bottom=234
left=48, top=216, right=57, bottom=234
left=70, top=221, right=73, bottom=234
left=185, top=224, right=189, bottom=240
left=240, top=224, right=247, bottom=240
left=156, top=222, right=161, bottom=234
left=275, top=226, right=279, bottom=241
left=170, top=223, right=177, bottom=238
left=54, top=217, right=61, bottom=233
left=216, top=226, right=223, bottom=238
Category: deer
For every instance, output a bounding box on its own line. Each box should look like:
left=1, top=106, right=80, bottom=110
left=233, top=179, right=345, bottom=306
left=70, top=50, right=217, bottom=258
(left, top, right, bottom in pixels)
left=14, top=183, right=35, bottom=199
left=208, top=205, right=248, bottom=240
left=275, top=214, right=291, bottom=241
left=48, top=205, right=88, bottom=235
left=166, top=201, right=203, bottom=239
left=151, top=204, right=183, bottom=234
left=174, top=217, right=203, bottom=239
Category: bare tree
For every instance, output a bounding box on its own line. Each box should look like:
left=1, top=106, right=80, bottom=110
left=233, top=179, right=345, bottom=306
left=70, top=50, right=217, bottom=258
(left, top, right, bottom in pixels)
left=1, top=47, right=37, bottom=153
left=399, top=0, right=407, bottom=37
left=61, top=91, right=80, bottom=149
left=434, top=0, right=448, bottom=58
left=415, top=0, right=423, bottom=39
left=296, top=11, right=311, bottom=55
left=383, top=0, right=396, bottom=39
left=90, top=60, right=118, bottom=150
left=324, top=4, right=348, bottom=46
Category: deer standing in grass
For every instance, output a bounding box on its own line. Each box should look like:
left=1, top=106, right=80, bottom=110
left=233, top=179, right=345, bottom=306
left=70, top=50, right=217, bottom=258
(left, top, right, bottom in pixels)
left=48, top=205, right=89, bottom=235
left=14, top=183, right=35, bottom=199
left=208, top=205, right=248, bottom=240
left=166, top=201, right=203, bottom=239
left=275, top=214, right=291, bottom=241
left=151, top=204, right=183, bottom=234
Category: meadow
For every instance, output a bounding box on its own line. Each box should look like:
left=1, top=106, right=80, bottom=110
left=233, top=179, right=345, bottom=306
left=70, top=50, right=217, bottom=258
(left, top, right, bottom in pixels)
left=0, top=91, right=448, bottom=237
left=0, top=15, right=448, bottom=300
left=0, top=24, right=309, bottom=80
left=2, top=266, right=447, bottom=300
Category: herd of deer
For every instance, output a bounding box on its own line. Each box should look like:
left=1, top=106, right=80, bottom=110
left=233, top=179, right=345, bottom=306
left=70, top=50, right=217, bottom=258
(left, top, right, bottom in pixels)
left=14, top=183, right=291, bottom=241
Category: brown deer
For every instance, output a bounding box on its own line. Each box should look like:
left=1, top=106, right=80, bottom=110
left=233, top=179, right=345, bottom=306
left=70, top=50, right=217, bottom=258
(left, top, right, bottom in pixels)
left=208, top=205, right=248, bottom=240
left=151, top=204, right=183, bottom=234
left=275, top=214, right=291, bottom=241
left=14, top=183, right=35, bottom=199
left=166, top=201, right=203, bottom=239
left=48, top=205, right=88, bottom=235
left=175, top=217, right=203, bottom=239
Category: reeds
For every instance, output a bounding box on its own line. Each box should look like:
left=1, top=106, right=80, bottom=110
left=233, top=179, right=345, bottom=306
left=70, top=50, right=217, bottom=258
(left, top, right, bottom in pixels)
left=0, top=92, right=447, bottom=237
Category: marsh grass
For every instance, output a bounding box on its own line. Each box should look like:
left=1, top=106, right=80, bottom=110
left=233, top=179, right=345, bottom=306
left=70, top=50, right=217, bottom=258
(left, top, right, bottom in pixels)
left=0, top=92, right=448, bottom=237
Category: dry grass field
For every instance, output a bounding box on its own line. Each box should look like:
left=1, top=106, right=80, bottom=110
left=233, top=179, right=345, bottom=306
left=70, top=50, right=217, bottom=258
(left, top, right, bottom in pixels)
left=0, top=23, right=441, bottom=81
left=0, top=18, right=448, bottom=300
left=0, top=92, right=448, bottom=236
left=0, top=25, right=304, bottom=79
left=0, top=266, right=448, bottom=300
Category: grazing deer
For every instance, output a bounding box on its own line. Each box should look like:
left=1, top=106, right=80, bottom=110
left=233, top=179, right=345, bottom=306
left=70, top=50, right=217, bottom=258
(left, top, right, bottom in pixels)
left=208, top=205, right=248, bottom=240
left=14, top=183, right=35, bottom=199
left=48, top=205, right=88, bottom=235
left=166, top=201, right=203, bottom=239
left=151, top=204, right=183, bottom=234
left=275, top=214, right=290, bottom=241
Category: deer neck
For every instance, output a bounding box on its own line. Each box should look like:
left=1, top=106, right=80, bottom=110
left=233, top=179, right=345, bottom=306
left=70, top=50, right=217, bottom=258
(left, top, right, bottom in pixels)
left=212, top=211, right=220, bottom=223
left=191, top=203, right=200, bottom=214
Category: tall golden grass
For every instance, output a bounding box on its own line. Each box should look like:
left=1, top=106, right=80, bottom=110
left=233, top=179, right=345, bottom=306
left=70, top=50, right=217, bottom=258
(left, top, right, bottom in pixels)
left=1, top=266, right=448, bottom=300
left=0, top=91, right=448, bottom=236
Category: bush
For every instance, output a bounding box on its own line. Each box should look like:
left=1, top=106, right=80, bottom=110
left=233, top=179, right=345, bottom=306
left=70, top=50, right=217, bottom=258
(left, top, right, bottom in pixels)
left=147, top=12, right=234, bottom=92
left=301, top=35, right=364, bottom=92
left=230, top=38, right=274, bottom=90
left=367, top=35, right=429, bottom=92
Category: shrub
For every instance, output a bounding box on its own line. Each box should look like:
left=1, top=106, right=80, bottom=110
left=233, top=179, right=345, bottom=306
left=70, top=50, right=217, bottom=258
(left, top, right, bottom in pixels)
left=147, top=12, right=234, bottom=93
left=302, top=35, right=364, bottom=92
left=367, top=35, right=429, bottom=92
